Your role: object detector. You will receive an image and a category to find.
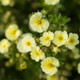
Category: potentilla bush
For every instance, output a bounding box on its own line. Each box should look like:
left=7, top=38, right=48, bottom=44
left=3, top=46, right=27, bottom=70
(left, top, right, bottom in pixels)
left=0, top=0, right=80, bottom=80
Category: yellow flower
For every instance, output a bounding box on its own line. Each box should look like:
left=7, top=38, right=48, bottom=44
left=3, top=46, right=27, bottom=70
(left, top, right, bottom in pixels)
left=1, top=0, right=14, bottom=6
left=30, top=46, right=45, bottom=62
left=17, top=40, right=26, bottom=53
left=66, top=33, right=79, bottom=49
left=41, top=57, right=60, bottom=75
left=40, top=31, right=54, bottom=46
left=29, top=12, right=49, bottom=33
left=52, top=46, right=60, bottom=54
left=16, top=53, right=20, bottom=58
left=53, top=31, right=68, bottom=47
left=0, top=39, right=11, bottom=53
left=20, top=62, right=27, bottom=70
left=21, top=33, right=36, bottom=52
left=77, top=63, right=80, bottom=74
left=46, top=74, right=57, bottom=80
left=5, top=24, right=22, bottom=41
left=45, top=0, right=60, bottom=5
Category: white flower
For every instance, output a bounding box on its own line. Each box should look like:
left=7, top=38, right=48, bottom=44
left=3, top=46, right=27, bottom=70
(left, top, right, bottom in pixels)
left=17, top=40, right=27, bottom=53
left=30, top=46, right=45, bottom=62
left=0, top=39, right=11, bottom=53
left=5, top=24, right=22, bottom=41
left=41, top=57, right=60, bottom=75
left=21, top=33, right=36, bottom=52
left=0, top=0, right=14, bottom=6
left=29, top=12, right=49, bottom=33
left=77, top=63, right=80, bottom=74
left=45, top=0, right=60, bottom=5
left=40, top=31, right=54, bottom=46
left=72, top=48, right=80, bottom=59
left=53, top=31, right=68, bottom=47
left=46, top=74, right=57, bottom=80
left=66, top=33, right=79, bottom=49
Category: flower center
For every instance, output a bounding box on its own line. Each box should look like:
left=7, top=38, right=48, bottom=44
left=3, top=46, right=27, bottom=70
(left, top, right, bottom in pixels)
left=2, top=44, right=6, bottom=48
left=34, top=50, right=39, bottom=56
left=45, top=36, right=50, bottom=41
left=36, top=19, right=42, bottom=27
left=47, top=63, right=54, bottom=69
left=69, top=38, right=75, bottom=45
left=10, top=30, right=16, bottom=36
left=58, top=35, right=64, bottom=42
left=26, top=41, right=32, bottom=46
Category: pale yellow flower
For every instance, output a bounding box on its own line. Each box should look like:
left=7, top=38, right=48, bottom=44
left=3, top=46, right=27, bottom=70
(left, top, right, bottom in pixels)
left=17, top=40, right=26, bottom=53
left=5, top=24, right=22, bottom=41
left=30, top=46, right=45, bottom=62
left=72, top=48, right=80, bottom=59
left=29, top=12, right=49, bottom=33
left=45, top=0, right=60, bottom=5
left=1, top=0, right=14, bottom=6
left=53, top=31, right=68, bottom=47
left=77, top=63, right=80, bottom=74
left=0, top=39, right=11, bottom=53
left=40, top=31, right=54, bottom=46
left=21, top=33, right=36, bottom=52
left=41, top=57, right=60, bottom=75
left=66, top=33, right=79, bottom=49
left=47, top=74, right=58, bottom=80
left=52, top=47, right=60, bottom=54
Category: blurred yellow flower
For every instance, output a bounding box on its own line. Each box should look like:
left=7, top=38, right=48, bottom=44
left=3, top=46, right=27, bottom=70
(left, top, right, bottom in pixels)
left=72, top=48, right=80, bottom=59
left=0, top=39, right=11, bottom=53
left=45, top=0, right=60, bottom=5
left=41, top=57, right=60, bottom=75
left=46, top=74, right=58, bottom=80
left=77, top=63, right=80, bottom=74
left=53, top=31, right=68, bottom=47
left=21, top=33, right=36, bottom=52
left=29, top=12, right=49, bottom=33
left=30, top=46, right=45, bottom=62
left=20, top=62, right=27, bottom=70
left=5, top=24, right=22, bottom=41
left=5, top=61, right=11, bottom=67
left=66, top=33, right=79, bottom=49
left=1, top=0, right=14, bottom=6
left=40, top=31, right=54, bottom=46
left=52, top=46, right=60, bottom=54
left=16, top=53, right=20, bottom=58
left=9, top=58, right=14, bottom=64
